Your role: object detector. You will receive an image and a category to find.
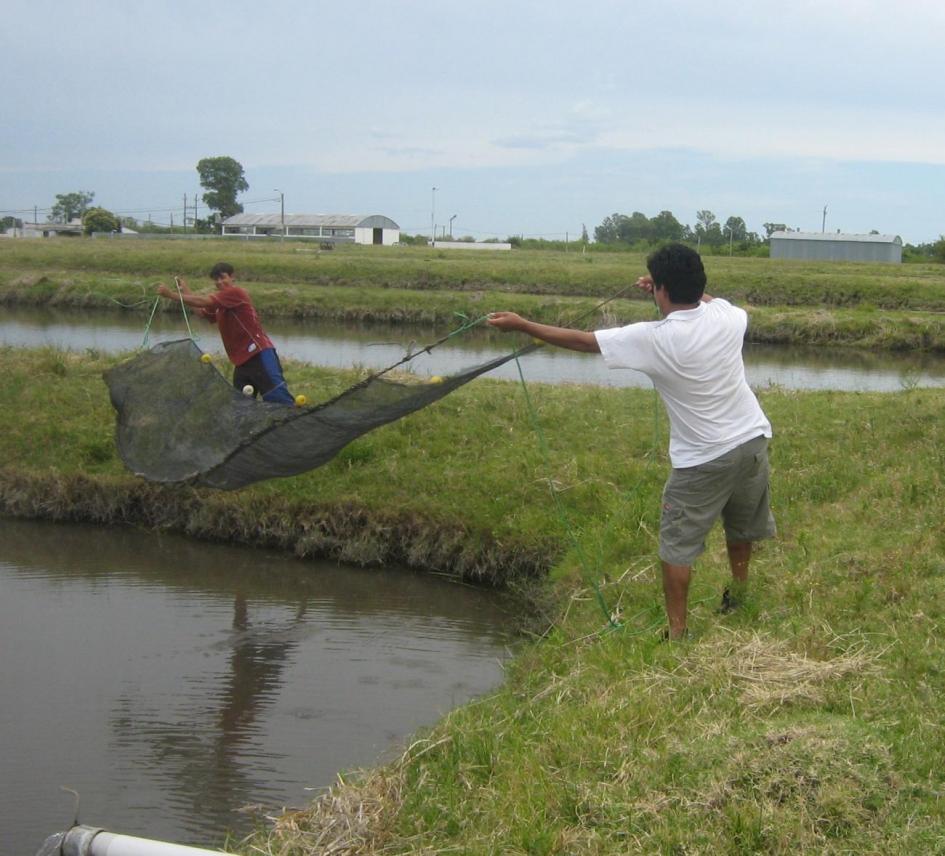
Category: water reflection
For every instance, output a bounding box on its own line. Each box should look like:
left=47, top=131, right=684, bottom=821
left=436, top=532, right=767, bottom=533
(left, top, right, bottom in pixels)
left=0, top=518, right=514, bottom=853
left=2, top=305, right=944, bottom=392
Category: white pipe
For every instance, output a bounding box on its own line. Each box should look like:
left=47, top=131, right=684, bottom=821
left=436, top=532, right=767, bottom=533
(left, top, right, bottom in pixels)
left=57, top=826, right=233, bottom=856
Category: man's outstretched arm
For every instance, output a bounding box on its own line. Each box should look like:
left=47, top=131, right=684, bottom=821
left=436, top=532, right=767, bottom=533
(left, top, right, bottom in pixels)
left=487, top=312, right=601, bottom=353
left=156, top=280, right=216, bottom=309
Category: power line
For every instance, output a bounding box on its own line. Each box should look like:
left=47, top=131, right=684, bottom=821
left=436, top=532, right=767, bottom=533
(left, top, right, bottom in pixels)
left=2, top=195, right=281, bottom=220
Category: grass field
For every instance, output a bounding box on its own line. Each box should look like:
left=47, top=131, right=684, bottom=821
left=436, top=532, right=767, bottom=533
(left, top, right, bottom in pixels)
left=4, top=239, right=945, bottom=353
left=1, top=236, right=945, bottom=306
left=1, top=344, right=944, bottom=852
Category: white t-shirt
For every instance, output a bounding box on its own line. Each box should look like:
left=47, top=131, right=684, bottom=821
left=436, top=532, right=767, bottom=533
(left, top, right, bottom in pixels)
left=595, top=299, right=771, bottom=468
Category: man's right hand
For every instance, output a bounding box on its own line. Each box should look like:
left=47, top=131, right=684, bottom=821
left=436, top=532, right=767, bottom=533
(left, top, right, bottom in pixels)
left=487, top=311, right=526, bottom=332
left=635, top=275, right=655, bottom=295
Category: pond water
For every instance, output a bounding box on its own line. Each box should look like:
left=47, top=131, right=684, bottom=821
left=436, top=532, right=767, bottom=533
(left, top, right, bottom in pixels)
left=0, top=518, right=515, bottom=854
left=2, top=306, right=945, bottom=393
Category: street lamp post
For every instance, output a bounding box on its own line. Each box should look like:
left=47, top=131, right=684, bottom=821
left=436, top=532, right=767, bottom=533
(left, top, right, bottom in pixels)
left=274, top=189, right=285, bottom=240
left=431, top=187, right=437, bottom=247
left=449, top=214, right=457, bottom=238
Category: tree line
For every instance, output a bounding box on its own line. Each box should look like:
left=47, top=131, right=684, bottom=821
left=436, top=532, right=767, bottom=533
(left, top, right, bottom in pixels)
left=594, top=210, right=795, bottom=249
left=594, top=210, right=945, bottom=261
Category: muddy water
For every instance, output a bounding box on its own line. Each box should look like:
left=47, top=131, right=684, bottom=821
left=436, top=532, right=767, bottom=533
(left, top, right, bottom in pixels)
left=2, top=306, right=945, bottom=392
left=0, top=518, right=516, bottom=854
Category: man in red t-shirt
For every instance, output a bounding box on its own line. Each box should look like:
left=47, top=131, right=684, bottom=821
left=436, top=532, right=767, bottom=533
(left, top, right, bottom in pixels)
left=156, top=262, right=294, bottom=404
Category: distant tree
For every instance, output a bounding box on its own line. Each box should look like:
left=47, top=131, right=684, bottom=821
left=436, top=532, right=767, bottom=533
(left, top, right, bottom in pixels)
left=581, top=223, right=589, bottom=244
left=763, top=222, right=787, bottom=238
left=695, top=210, right=717, bottom=231
left=594, top=213, right=627, bottom=243
left=50, top=191, right=95, bottom=223
left=1, top=216, right=23, bottom=231
left=595, top=211, right=666, bottom=245
left=624, top=211, right=652, bottom=243
left=651, top=210, right=684, bottom=241
left=934, top=236, right=945, bottom=263
left=694, top=210, right=724, bottom=246
left=82, top=207, right=121, bottom=234
left=196, top=156, right=248, bottom=221
left=724, top=216, right=748, bottom=242
left=595, top=209, right=713, bottom=246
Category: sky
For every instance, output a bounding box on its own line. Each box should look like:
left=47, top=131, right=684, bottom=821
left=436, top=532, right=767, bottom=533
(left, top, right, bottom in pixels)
left=2, top=0, right=944, bottom=244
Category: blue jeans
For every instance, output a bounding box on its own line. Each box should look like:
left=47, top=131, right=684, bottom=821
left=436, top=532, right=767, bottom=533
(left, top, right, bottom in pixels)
left=233, top=348, right=295, bottom=405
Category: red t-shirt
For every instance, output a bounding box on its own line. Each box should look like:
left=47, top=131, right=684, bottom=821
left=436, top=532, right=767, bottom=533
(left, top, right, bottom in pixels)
left=201, top=286, right=274, bottom=366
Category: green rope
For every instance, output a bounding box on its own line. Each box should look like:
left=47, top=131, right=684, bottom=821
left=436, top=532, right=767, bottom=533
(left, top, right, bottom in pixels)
left=372, top=312, right=491, bottom=380
left=173, top=279, right=196, bottom=341
left=99, top=295, right=155, bottom=309
left=446, top=311, right=487, bottom=337
left=513, top=353, right=621, bottom=630
left=502, top=283, right=667, bottom=633
left=141, top=296, right=161, bottom=349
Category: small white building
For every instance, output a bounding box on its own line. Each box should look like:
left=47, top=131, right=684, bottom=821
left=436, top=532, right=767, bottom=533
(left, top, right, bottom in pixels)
left=222, top=213, right=400, bottom=245
left=770, top=231, right=902, bottom=263
left=12, top=220, right=84, bottom=238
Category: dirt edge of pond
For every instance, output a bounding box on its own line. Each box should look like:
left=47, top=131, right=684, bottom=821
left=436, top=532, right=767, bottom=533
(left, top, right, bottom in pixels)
left=0, top=467, right=555, bottom=593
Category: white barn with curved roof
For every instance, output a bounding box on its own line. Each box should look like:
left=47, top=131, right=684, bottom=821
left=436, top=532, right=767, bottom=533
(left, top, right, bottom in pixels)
left=222, top=213, right=400, bottom=245
left=770, top=231, right=902, bottom=263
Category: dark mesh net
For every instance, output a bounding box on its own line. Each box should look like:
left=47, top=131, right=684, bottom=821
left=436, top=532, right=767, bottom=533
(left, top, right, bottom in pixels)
left=105, top=338, right=534, bottom=490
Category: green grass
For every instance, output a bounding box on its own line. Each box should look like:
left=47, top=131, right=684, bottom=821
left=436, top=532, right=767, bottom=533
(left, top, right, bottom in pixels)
left=6, top=240, right=945, bottom=351
left=3, top=345, right=945, bottom=851
left=3, top=236, right=945, bottom=306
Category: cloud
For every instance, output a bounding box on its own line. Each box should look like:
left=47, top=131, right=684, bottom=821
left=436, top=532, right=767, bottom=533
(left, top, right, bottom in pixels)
left=492, top=129, right=594, bottom=150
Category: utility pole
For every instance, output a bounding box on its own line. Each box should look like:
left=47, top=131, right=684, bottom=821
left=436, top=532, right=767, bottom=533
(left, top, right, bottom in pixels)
left=822, top=204, right=828, bottom=233
left=274, top=189, right=284, bottom=240
left=431, top=186, right=437, bottom=247
left=184, top=195, right=188, bottom=231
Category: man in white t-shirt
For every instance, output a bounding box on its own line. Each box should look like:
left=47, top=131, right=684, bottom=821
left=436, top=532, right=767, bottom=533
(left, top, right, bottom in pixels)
left=488, top=243, right=775, bottom=640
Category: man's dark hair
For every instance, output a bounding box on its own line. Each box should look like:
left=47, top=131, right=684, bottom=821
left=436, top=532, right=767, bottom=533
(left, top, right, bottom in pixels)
left=646, top=243, right=706, bottom=304
left=209, top=261, right=235, bottom=280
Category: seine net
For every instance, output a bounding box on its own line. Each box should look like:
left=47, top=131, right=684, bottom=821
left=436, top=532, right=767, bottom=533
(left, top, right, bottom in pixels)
left=105, top=338, right=535, bottom=491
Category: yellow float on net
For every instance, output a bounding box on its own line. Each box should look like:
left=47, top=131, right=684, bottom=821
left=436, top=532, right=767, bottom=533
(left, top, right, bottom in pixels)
left=294, top=394, right=308, bottom=406
left=430, top=375, right=444, bottom=384
left=200, top=353, right=212, bottom=364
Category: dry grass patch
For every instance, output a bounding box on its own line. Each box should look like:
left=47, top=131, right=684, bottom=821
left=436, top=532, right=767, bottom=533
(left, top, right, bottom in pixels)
left=647, top=630, right=881, bottom=714
left=237, top=738, right=450, bottom=856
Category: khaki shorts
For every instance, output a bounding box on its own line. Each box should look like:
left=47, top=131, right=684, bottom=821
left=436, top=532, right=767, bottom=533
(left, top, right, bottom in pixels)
left=659, top=435, right=776, bottom=566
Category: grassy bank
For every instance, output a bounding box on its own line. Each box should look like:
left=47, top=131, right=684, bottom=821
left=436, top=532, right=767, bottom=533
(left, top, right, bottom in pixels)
left=3, top=237, right=945, bottom=310
left=3, top=345, right=945, bottom=851
left=6, top=245, right=945, bottom=351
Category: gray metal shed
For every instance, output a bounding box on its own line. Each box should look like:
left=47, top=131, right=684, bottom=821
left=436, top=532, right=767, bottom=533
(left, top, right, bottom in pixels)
left=222, top=213, right=400, bottom=245
left=770, top=231, right=902, bottom=263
